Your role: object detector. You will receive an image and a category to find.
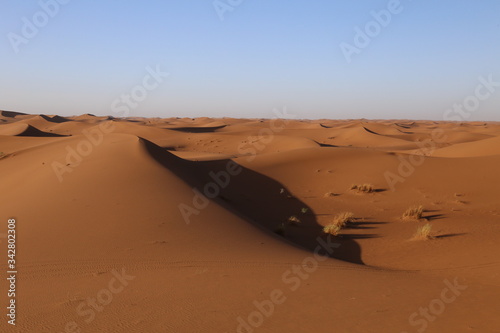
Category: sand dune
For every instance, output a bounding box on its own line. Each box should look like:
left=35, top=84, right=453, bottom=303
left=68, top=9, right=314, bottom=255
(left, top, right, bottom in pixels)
left=1, top=114, right=499, bottom=332
left=0, top=122, right=67, bottom=137
left=432, top=135, right=500, bottom=157
left=323, top=125, right=420, bottom=149
left=0, top=110, right=28, bottom=119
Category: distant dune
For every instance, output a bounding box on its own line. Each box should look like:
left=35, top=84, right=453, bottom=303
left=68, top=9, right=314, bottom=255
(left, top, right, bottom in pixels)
left=1, top=112, right=499, bottom=332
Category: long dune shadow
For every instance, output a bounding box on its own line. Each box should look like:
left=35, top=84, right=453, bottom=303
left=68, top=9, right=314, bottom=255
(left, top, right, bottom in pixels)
left=313, top=141, right=339, bottom=148
left=1, top=110, right=27, bottom=118
left=40, top=114, right=71, bottom=123
left=142, top=138, right=365, bottom=265
left=16, top=125, right=68, bottom=137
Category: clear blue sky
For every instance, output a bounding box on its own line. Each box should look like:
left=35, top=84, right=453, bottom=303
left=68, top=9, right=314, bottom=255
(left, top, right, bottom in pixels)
left=1, top=0, right=499, bottom=120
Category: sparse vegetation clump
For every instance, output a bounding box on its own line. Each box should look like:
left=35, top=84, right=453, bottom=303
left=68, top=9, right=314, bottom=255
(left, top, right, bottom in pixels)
left=288, top=216, right=301, bottom=225
left=402, top=205, right=424, bottom=220
left=323, top=224, right=342, bottom=236
left=322, top=212, right=355, bottom=236
left=332, top=212, right=354, bottom=227
left=279, top=188, right=293, bottom=199
left=412, top=223, right=434, bottom=240
left=350, top=184, right=374, bottom=193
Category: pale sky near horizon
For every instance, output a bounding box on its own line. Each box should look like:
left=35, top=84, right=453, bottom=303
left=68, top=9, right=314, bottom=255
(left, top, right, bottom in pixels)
left=1, top=1, right=499, bottom=120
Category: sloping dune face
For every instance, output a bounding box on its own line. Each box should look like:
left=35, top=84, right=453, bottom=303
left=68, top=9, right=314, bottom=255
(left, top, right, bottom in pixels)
left=1, top=114, right=500, bottom=332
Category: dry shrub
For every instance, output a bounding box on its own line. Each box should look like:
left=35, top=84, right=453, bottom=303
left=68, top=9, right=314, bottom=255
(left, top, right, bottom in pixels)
left=288, top=216, right=301, bottom=225
left=323, top=212, right=355, bottom=236
left=323, top=224, right=342, bottom=236
left=350, top=184, right=374, bottom=193
left=402, top=205, right=424, bottom=220
left=412, top=223, right=434, bottom=240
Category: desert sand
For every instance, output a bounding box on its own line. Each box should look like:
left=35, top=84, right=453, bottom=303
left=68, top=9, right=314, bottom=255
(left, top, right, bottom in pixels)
left=1, top=110, right=499, bottom=332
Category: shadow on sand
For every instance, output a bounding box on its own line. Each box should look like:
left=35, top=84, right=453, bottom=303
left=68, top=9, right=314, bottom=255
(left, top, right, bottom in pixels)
left=143, top=138, right=366, bottom=265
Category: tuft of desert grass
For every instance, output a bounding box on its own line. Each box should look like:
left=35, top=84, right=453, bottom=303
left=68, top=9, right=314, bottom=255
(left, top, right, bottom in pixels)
left=402, top=205, right=424, bottom=220
left=332, top=212, right=354, bottom=227
left=279, top=188, right=294, bottom=198
left=350, top=184, right=374, bottom=193
left=324, top=192, right=339, bottom=198
left=288, top=216, right=301, bottom=225
left=323, top=224, right=342, bottom=236
left=323, top=212, right=355, bottom=236
left=412, top=223, right=434, bottom=240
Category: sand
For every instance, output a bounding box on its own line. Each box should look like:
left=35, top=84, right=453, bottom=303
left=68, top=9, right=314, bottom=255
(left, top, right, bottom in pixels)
left=0, top=111, right=499, bottom=332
